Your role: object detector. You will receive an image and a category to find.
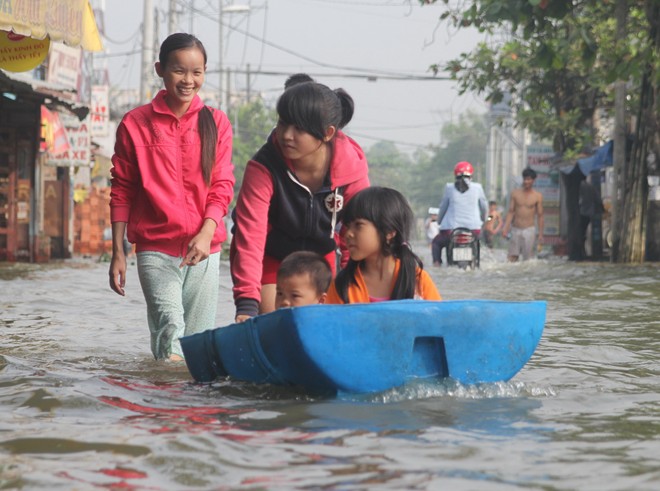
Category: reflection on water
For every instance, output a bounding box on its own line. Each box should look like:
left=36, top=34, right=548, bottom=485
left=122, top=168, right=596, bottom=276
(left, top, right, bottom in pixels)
left=1, top=256, right=659, bottom=489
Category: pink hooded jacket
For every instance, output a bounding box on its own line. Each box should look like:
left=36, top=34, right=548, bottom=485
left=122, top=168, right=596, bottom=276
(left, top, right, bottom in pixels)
left=110, top=90, right=235, bottom=257
left=231, top=131, right=369, bottom=316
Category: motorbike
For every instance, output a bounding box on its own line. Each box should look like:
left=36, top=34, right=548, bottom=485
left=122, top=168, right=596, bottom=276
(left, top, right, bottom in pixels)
left=447, top=228, right=480, bottom=270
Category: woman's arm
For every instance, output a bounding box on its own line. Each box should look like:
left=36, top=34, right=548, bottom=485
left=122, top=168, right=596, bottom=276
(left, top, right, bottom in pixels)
left=109, top=121, right=139, bottom=296
left=230, top=162, right=275, bottom=319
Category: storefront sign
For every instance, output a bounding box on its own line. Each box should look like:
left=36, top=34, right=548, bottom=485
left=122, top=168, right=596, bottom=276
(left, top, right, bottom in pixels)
left=46, top=111, right=91, bottom=167
left=47, top=42, right=81, bottom=89
left=41, top=106, right=71, bottom=154
left=90, top=84, right=109, bottom=136
left=0, top=29, right=49, bottom=72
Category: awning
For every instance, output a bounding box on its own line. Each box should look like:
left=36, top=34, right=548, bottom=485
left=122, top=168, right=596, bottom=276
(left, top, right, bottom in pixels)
left=0, top=69, right=89, bottom=120
left=577, top=140, right=613, bottom=175
left=560, top=140, right=614, bottom=176
left=0, top=0, right=103, bottom=52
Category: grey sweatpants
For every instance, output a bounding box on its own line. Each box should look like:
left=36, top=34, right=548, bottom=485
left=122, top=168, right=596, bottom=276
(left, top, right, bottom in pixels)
left=137, top=251, right=220, bottom=359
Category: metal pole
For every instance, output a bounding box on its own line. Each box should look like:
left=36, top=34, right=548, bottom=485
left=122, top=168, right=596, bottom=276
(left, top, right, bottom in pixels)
left=153, top=8, right=161, bottom=98
left=611, top=0, right=627, bottom=262
left=168, top=0, right=178, bottom=35
left=218, top=2, right=223, bottom=109
left=225, top=68, right=231, bottom=111
left=246, top=63, right=251, bottom=103
left=140, top=0, right=154, bottom=104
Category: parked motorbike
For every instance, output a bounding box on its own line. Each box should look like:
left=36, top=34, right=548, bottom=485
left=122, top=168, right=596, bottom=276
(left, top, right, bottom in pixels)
left=447, top=228, right=480, bottom=270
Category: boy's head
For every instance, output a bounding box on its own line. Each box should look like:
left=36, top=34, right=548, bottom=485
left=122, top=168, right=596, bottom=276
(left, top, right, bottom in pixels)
left=522, top=168, right=537, bottom=189
left=275, top=251, right=332, bottom=309
left=489, top=200, right=497, bottom=210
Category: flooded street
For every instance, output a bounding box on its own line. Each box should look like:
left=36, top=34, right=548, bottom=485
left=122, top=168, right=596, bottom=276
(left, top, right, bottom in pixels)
left=1, top=251, right=659, bottom=490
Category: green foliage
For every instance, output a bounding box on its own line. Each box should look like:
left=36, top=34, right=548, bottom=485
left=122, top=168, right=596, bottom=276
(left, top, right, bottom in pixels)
left=365, top=112, right=488, bottom=217
left=422, top=0, right=660, bottom=262
left=420, top=0, right=655, bottom=154
left=365, top=141, right=413, bottom=190
left=231, top=99, right=277, bottom=196
left=416, top=112, right=489, bottom=209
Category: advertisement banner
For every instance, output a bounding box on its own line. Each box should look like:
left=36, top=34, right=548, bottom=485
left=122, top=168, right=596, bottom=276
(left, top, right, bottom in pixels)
left=90, top=85, right=109, bottom=136
left=46, top=111, right=91, bottom=167
left=47, top=42, right=81, bottom=89
left=0, top=30, right=49, bottom=72
left=527, top=144, right=560, bottom=239
left=40, top=106, right=70, bottom=154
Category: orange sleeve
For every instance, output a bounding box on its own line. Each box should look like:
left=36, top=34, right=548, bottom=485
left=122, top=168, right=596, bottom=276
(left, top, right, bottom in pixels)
left=418, top=269, right=442, bottom=300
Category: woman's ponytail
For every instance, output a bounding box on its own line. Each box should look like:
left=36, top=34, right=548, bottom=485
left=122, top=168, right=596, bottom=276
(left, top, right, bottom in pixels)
left=334, top=88, right=354, bottom=129
left=390, top=240, right=422, bottom=300
left=198, top=106, right=217, bottom=186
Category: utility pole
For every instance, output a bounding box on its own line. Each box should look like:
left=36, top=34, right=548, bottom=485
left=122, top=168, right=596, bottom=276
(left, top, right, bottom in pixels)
left=611, top=0, right=627, bottom=262
left=140, top=0, right=154, bottom=104
left=246, top=63, right=251, bottom=103
left=168, top=0, right=178, bottom=35
left=225, top=68, right=231, bottom=110
left=218, top=4, right=251, bottom=110
left=153, top=8, right=160, bottom=97
left=218, top=2, right=224, bottom=109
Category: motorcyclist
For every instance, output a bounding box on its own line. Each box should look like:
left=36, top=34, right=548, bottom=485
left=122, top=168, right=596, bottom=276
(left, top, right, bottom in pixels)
left=432, top=161, right=488, bottom=265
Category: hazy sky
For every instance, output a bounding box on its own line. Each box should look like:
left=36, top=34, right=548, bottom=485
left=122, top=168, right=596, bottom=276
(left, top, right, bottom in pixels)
left=96, top=0, right=486, bottom=152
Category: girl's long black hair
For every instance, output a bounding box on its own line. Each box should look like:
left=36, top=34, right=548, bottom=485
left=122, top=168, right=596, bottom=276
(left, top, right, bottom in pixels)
left=276, top=82, right=354, bottom=141
left=334, top=187, right=423, bottom=303
left=159, top=33, right=216, bottom=186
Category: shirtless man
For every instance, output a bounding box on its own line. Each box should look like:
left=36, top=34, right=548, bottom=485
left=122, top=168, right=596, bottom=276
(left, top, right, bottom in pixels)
left=501, top=168, right=544, bottom=261
left=483, top=201, right=503, bottom=249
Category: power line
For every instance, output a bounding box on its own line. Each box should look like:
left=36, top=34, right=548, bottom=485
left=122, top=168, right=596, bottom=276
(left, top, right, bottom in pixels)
left=209, top=68, right=450, bottom=82
left=132, top=0, right=449, bottom=82
left=95, top=49, right=141, bottom=58
left=348, top=131, right=435, bottom=150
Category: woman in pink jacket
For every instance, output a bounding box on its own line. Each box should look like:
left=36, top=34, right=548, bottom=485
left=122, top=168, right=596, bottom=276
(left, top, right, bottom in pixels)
left=109, top=33, right=235, bottom=361
left=230, top=81, right=370, bottom=322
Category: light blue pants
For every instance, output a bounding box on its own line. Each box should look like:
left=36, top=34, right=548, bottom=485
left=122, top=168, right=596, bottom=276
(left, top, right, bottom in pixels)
left=137, top=251, right=220, bottom=359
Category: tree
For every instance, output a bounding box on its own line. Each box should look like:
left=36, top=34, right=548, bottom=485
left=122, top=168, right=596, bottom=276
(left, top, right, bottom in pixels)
left=409, top=112, right=489, bottom=211
left=231, top=99, right=277, bottom=196
left=364, top=111, right=487, bottom=218
left=421, top=0, right=659, bottom=262
left=612, top=0, right=659, bottom=263
left=366, top=141, right=414, bottom=190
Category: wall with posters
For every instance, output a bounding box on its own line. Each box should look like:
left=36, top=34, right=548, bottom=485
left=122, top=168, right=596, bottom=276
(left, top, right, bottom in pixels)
left=527, top=144, right=562, bottom=252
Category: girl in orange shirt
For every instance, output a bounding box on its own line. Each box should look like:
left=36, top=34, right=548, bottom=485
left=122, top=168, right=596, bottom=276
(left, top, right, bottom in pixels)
left=326, top=187, right=441, bottom=304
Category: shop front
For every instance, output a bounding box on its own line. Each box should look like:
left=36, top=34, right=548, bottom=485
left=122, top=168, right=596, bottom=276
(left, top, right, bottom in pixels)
left=0, top=82, right=41, bottom=261
left=0, top=0, right=102, bottom=262
left=0, top=71, right=89, bottom=261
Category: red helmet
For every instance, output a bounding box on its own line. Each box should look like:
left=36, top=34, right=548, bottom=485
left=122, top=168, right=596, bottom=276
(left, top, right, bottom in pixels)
left=454, top=161, right=474, bottom=177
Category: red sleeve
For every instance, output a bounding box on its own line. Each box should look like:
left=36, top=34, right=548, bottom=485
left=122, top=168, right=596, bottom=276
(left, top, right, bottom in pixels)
left=205, top=111, right=235, bottom=225
left=109, top=120, right=139, bottom=223
left=337, top=174, right=370, bottom=268
left=230, top=161, right=274, bottom=304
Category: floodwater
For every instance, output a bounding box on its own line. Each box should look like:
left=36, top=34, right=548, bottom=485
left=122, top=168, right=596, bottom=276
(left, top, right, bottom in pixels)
left=1, top=248, right=658, bottom=490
